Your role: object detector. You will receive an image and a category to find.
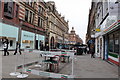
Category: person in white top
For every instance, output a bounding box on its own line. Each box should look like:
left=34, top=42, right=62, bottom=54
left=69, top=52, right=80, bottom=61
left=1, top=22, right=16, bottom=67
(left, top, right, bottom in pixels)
left=3, top=37, right=9, bottom=56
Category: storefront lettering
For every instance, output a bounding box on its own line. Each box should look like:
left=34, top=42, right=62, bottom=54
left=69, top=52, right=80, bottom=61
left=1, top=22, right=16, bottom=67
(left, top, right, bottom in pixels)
left=24, top=34, right=33, bottom=38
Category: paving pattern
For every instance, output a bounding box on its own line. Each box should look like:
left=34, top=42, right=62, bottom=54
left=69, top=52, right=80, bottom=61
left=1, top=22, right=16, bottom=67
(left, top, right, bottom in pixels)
left=0, top=51, right=118, bottom=78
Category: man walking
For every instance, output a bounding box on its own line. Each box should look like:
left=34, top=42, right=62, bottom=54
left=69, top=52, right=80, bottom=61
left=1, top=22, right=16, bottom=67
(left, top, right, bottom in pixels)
left=14, top=42, right=22, bottom=55
left=90, top=44, right=95, bottom=58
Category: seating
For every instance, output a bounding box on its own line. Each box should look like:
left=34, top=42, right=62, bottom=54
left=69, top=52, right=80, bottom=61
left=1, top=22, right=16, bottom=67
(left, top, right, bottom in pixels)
left=60, top=52, right=70, bottom=63
left=42, top=54, right=60, bottom=72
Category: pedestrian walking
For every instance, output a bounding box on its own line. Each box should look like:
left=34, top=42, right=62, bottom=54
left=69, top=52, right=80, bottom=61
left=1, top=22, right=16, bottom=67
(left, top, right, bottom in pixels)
left=46, top=44, right=49, bottom=51
left=84, top=46, right=87, bottom=54
left=3, top=38, right=9, bottom=56
left=14, top=42, right=22, bottom=55
left=87, top=47, right=89, bottom=54
left=90, top=44, right=95, bottom=58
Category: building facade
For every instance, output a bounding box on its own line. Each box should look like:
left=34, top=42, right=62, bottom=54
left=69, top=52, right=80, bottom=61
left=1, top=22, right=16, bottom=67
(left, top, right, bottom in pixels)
left=86, top=0, right=120, bottom=65
left=68, top=27, right=83, bottom=47
left=46, top=1, right=69, bottom=49
left=0, top=0, right=47, bottom=50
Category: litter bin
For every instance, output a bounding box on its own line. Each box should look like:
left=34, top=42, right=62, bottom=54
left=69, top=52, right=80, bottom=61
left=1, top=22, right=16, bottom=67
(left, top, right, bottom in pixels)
left=76, top=47, right=83, bottom=55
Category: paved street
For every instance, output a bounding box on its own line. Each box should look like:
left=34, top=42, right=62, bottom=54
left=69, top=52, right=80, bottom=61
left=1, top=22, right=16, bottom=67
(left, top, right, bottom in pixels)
left=0, top=50, right=118, bottom=79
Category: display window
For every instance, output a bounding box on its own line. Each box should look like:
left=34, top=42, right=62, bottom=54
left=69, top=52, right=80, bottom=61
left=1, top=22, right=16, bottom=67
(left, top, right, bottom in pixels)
left=108, top=30, right=120, bottom=54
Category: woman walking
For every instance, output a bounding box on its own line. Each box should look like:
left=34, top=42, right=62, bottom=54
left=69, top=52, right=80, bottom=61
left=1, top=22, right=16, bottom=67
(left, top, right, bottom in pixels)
left=3, top=38, right=9, bottom=56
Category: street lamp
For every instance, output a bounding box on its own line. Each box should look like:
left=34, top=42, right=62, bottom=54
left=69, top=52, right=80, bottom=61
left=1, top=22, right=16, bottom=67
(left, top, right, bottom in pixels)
left=9, top=21, right=23, bottom=76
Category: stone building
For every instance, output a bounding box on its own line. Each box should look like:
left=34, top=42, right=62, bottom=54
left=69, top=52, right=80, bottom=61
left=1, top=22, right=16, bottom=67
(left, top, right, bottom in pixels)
left=0, top=0, right=47, bottom=50
left=46, top=1, right=69, bottom=49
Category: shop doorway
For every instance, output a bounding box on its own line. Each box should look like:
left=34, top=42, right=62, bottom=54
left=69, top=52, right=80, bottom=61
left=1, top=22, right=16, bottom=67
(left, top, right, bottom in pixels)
left=35, top=40, right=38, bottom=49
left=100, top=38, right=102, bottom=58
left=50, top=36, right=54, bottom=49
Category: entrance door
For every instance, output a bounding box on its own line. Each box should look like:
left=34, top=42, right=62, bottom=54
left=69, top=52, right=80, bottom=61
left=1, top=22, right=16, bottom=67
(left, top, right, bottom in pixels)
left=100, top=38, right=102, bottom=58
left=35, top=40, right=38, bottom=49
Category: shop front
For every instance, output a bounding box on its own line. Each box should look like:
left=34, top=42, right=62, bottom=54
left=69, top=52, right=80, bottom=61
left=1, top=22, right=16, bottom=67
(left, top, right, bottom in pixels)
left=57, top=36, right=63, bottom=49
left=21, top=30, right=35, bottom=49
left=107, top=29, right=120, bottom=65
left=103, top=20, right=120, bottom=65
left=36, top=34, right=45, bottom=50
left=0, top=23, right=18, bottom=50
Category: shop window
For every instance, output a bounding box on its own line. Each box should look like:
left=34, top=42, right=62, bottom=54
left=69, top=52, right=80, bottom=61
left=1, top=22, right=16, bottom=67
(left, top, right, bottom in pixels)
left=114, top=33, right=119, bottom=54
left=108, top=34, right=114, bottom=52
left=108, top=31, right=119, bottom=54
left=10, top=40, right=13, bottom=47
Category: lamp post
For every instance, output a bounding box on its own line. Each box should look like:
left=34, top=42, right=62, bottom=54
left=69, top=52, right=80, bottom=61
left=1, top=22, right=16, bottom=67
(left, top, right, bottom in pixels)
left=9, top=21, right=23, bottom=76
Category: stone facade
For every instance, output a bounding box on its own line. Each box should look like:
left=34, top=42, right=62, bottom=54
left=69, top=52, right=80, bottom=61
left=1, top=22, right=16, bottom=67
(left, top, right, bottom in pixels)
left=68, top=27, right=83, bottom=45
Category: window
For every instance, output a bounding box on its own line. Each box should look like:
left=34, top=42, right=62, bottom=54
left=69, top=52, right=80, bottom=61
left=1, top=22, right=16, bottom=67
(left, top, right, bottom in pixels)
left=16, top=5, right=19, bottom=17
left=4, top=2, right=13, bottom=14
left=30, top=2, right=33, bottom=7
left=26, top=0, right=29, bottom=5
left=38, top=6, right=41, bottom=14
left=29, top=11, right=32, bottom=23
left=4, top=2, right=8, bottom=12
left=109, top=34, right=114, bottom=52
left=25, top=9, right=29, bottom=22
left=114, top=33, right=119, bottom=54
left=4, top=2, right=14, bottom=18
left=32, top=13, right=35, bottom=24
left=38, top=17, right=40, bottom=26
left=108, top=31, right=119, bottom=54
left=40, top=18, right=42, bottom=27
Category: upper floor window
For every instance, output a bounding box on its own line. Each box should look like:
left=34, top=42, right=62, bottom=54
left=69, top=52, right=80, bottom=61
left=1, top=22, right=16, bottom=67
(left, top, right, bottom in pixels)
left=30, top=2, right=32, bottom=7
left=4, top=2, right=14, bottom=19
left=38, top=17, right=40, bottom=26
left=32, top=13, right=35, bottom=24
left=4, top=2, right=8, bottom=12
left=25, top=9, right=29, bottom=22
left=29, top=11, right=32, bottom=23
left=38, top=6, right=41, bottom=14
left=16, top=5, right=19, bottom=17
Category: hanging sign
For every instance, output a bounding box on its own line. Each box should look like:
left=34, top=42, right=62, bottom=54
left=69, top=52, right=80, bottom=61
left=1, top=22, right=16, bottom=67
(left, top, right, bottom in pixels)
left=95, top=28, right=101, bottom=32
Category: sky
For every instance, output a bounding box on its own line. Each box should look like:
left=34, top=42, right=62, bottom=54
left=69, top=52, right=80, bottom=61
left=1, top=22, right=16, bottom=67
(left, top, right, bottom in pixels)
left=44, top=0, right=92, bottom=44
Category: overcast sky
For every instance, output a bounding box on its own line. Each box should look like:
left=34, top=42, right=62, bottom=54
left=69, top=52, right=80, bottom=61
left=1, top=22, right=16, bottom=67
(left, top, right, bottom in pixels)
left=44, top=0, right=92, bottom=44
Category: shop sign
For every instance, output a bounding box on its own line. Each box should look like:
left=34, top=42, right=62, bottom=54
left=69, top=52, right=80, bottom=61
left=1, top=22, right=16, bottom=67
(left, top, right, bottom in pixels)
left=24, top=34, right=33, bottom=38
left=95, top=28, right=101, bottom=32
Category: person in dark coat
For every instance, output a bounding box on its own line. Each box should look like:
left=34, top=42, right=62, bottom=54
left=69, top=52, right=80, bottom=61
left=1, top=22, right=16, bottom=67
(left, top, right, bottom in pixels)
left=90, top=44, right=95, bottom=58
left=3, top=38, right=9, bottom=56
left=46, top=44, right=49, bottom=51
left=84, top=46, right=87, bottom=54
left=14, top=42, right=22, bottom=55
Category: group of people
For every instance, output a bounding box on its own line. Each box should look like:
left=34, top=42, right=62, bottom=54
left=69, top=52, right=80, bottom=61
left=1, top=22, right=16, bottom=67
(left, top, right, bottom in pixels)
left=2, top=37, right=21, bottom=56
